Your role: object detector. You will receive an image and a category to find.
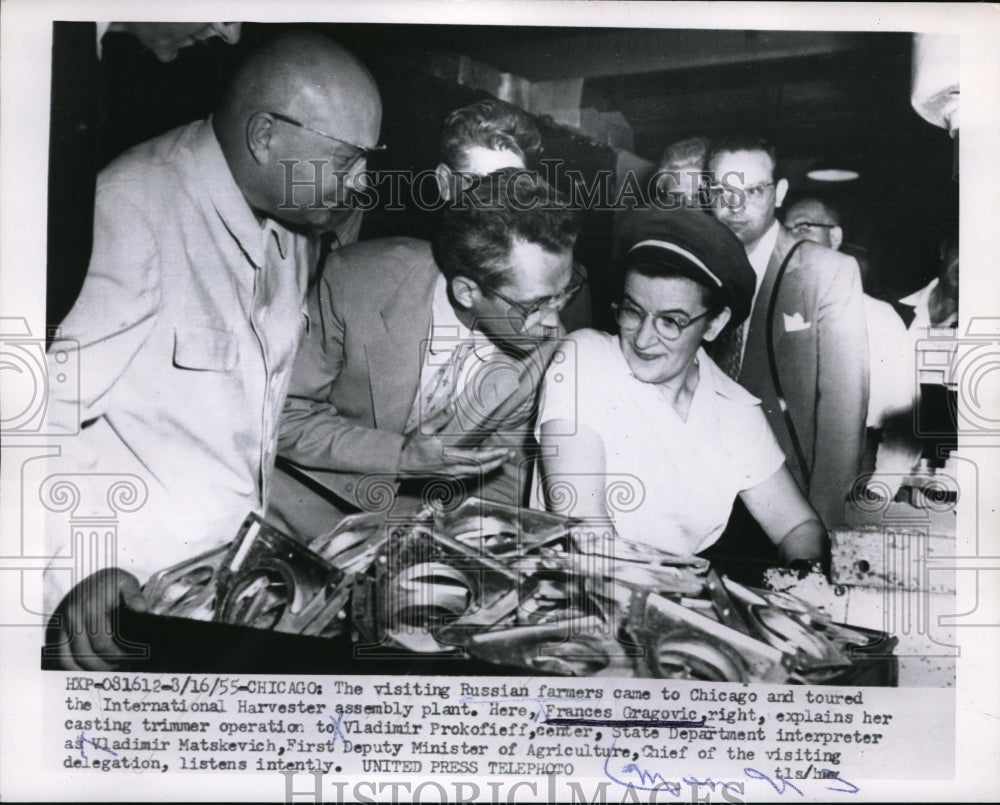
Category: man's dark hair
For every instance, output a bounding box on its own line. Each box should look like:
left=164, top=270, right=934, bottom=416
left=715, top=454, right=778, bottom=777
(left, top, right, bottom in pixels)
left=440, top=99, right=543, bottom=172
left=783, top=196, right=842, bottom=227
left=435, top=167, right=579, bottom=289
left=658, top=136, right=709, bottom=171
left=706, top=136, right=779, bottom=175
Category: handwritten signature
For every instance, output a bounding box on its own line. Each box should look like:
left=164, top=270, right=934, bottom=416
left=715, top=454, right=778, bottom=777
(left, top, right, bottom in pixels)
left=603, top=738, right=860, bottom=797
left=77, top=732, right=117, bottom=759
left=327, top=714, right=346, bottom=749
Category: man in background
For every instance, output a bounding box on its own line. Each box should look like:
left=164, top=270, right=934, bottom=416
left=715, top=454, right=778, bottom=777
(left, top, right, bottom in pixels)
left=895, top=229, right=959, bottom=470
left=434, top=98, right=543, bottom=202
left=783, top=197, right=913, bottom=476
left=431, top=99, right=590, bottom=331
left=706, top=138, right=868, bottom=532
left=655, top=136, right=709, bottom=208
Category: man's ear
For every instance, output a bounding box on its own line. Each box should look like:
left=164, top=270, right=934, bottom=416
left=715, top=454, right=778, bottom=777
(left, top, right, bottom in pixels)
left=774, top=178, right=789, bottom=208
left=246, top=112, right=274, bottom=165
left=450, top=276, right=479, bottom=310
left=435, top=163, right=453, bottom=203
left=829, top=225, right=844, bottom=252
left=703, top=306, right=732, bottom=342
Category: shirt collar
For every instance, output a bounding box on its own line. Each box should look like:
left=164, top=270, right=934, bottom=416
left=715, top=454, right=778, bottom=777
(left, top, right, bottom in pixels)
left=696, top=347, right=762, bottom=406
left=899, top=277, right=957, bottom=328
left=899, top=277, right=938, bottom=308
left=427, top=274, right=482, bottom=355
left=747, top=220, right=781, bottom=288
left=261, top=217, right=291, bottom=261
left=193, top=117, right=291, bottom=270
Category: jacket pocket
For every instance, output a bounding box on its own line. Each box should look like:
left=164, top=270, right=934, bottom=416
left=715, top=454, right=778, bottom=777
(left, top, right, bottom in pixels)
left=173, top=326, right=238, bottom=371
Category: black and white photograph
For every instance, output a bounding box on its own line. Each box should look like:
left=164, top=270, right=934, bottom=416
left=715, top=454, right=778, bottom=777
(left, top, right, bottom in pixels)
left=1, top=1, right=998, bottom=802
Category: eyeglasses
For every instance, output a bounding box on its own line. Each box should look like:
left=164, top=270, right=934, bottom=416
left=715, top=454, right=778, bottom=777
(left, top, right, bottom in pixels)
left=483, top=264, right=586, bottom=330
left=612, top=300, right=714, bottom=341
left=263, top=111, right=387, bottom=170
left=707, top=181, right=775, bottom=206
left=790, top=221, right=837, bottom=235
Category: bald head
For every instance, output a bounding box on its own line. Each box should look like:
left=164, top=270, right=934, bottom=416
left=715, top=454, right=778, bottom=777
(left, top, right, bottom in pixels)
left=215, top=32, right=382, bottom=230
left=784, top=198, right=843, bottom=251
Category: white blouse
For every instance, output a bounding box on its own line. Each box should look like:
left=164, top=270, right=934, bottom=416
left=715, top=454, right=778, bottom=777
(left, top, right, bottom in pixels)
left=536, top=329, right=785, bottom=555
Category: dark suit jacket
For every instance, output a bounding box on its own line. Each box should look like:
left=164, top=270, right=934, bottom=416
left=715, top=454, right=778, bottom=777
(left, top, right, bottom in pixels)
left=739, top=226, right=869, bottom=529
left=275, top=237, right=558, bottom=517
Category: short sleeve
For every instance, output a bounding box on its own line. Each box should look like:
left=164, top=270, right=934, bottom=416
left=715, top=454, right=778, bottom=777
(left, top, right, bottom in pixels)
left=733, top=405, right=787, bottom=492
left=536, top=329, right=618, bottom=438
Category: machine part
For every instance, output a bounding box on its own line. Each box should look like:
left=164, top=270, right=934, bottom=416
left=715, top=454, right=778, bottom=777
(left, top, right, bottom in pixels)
left=353, top=520, right=515, bottom=653
left=720, top=575, right=850, bottom=673
left=436, top=498, right=571, bottom=553
left=448, top=515, right=520, bottom=555
left=744, top=605, right=845, bottom=665
left=515, top=572, right=603, bottom=626
left=219, top=562, right=293, bottom=630
left=466, top=618, right=615, bottom=676
left=309, top=511, right=392, bottom=576
left=142, top=500, right=896, bottom=684
left=214, top=514, right=347, bottom=635
left=570, top=529, right=712, bottom=570
left=652, top=636, right=747, bottom=682
left=703, top=569, right=751, bottom=633
left=724, top=576, right=836, bottom=627
left=143, top=545, right=228, bottom=621
left=384, top=562, right=477, bottom=652
left=830, top=525, right=956, bottom=594
left=627, top=589, right=785, bottom=682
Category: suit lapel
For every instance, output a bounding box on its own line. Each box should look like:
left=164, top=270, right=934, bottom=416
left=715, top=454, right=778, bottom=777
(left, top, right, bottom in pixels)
left=366, top=256, right=438, bottom=433
left=739, top=226, right=802, bottom=388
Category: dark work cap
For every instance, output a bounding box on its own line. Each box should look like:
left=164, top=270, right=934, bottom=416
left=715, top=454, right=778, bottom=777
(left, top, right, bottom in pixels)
left=620, top=207, right=756, bottom=326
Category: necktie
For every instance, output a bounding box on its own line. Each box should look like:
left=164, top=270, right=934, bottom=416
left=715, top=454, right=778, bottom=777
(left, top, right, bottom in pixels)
left=712, top=322, right=745, bottom=381
left=405, top=340, right=476, bottom=435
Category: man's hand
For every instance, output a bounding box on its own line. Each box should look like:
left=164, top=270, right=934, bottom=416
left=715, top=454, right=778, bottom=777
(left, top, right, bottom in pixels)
left=46, top=568, right=149, bottom=671
left=399, top=404, right=512, bottom=478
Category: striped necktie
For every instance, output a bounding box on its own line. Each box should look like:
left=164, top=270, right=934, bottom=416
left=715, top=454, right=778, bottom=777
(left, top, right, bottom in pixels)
left=405, top=340, right=476, bottom=434
left=711, top=322, right=745, bottom=381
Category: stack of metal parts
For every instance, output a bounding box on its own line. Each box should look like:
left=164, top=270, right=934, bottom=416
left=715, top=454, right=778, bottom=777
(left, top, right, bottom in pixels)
left=143, top=500, right=892, bottom=682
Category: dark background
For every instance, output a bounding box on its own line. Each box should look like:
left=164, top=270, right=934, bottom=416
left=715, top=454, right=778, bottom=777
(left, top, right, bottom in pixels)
left=48, top=22, right=958, bottom=331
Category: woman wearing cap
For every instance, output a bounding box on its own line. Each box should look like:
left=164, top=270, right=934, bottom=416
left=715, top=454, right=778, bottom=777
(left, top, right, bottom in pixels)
left=535, top=208, right=825, bottom=564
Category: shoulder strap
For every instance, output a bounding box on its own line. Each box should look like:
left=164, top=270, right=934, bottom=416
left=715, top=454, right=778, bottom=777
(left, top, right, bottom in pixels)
left=765, top=239, right=811, bottom=488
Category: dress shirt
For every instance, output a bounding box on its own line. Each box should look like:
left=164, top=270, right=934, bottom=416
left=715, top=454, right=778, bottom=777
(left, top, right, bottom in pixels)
left=45, top=118, right=314, bottom=601
left=747, top=221, right=781, bottom=300
left=863, top=295, right=913, bottom=429
left=739, top=219, right=780, bottom=364
left=405, top=274, right=501, bottom=433
left=899, top=278, right=958, bottom=331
